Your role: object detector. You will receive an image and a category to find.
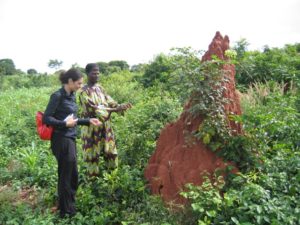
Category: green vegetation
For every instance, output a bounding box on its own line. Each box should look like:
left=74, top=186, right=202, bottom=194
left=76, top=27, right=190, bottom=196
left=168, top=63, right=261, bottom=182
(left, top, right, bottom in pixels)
left=234, top=41, right=300, bottom=89
left=181, top=87, right=300, bottom=225
left=0, top=43, right=299, bottom=224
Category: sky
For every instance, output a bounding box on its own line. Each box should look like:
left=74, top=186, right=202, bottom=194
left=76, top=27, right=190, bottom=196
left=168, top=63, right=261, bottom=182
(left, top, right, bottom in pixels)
left=0, top=0, right=299, bottom=73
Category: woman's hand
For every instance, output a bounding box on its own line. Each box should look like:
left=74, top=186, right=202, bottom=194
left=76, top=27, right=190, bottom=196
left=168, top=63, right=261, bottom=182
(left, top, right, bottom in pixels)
left=66, top=116, right=78, bottom=127
left=89, top=118, right=102, bottom=126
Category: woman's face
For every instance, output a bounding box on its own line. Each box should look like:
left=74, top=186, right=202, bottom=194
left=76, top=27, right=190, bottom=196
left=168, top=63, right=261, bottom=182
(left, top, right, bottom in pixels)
left=88, top=66, right=100, bottom=84
left=68, top=77, right=83, bottom=92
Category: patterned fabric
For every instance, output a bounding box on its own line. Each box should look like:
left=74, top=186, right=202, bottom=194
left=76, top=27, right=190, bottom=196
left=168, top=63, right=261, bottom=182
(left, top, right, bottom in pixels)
left=78, top=84, right=118, bottom=175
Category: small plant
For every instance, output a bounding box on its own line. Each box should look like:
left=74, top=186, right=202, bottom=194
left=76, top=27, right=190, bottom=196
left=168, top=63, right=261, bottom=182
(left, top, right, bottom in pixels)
left=181, top=174, right=225, bottom=225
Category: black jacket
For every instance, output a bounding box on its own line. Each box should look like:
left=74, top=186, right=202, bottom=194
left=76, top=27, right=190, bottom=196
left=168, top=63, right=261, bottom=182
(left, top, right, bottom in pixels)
left=43, top=87, right=90, bottom=139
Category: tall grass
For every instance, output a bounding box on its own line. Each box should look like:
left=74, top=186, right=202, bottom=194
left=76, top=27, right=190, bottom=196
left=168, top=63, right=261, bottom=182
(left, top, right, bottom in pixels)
left=240, top=81, right=297, bottom=111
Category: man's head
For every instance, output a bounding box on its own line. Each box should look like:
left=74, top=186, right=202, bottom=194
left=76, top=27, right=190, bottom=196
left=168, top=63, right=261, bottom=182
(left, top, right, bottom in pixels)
left=85, top=63, right=99, bottom=84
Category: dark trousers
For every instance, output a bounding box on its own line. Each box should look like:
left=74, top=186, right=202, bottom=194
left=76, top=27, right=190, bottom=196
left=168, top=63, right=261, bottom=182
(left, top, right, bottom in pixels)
left=51, top=134, right=78, bottom=217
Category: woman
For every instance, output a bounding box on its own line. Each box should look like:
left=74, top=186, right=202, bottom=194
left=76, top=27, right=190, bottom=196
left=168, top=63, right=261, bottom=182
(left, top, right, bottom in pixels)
left=43, top=68, right=101, bottom=218
left=78, top=63, right=131, bottom=176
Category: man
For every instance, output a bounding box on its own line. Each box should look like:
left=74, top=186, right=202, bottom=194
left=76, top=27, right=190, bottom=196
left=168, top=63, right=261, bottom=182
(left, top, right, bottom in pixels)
left=78, top=63, right=131, bottom=175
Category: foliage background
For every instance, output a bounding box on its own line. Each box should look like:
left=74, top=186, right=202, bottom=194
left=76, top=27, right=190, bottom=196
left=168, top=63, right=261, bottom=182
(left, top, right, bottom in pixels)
left=0, top=42, right=299, bottom=225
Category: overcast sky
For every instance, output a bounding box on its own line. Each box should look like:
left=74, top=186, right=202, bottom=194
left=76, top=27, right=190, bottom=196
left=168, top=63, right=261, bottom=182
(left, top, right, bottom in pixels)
left=0, top=0, right=299, bottom=73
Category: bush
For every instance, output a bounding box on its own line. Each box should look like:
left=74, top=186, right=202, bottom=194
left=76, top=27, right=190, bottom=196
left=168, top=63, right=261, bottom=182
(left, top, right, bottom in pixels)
left=235, top=43, right=300, bottom=88
left=139, top=54, right=175, bottom=88
left=0, top=74, right=59, bottom=91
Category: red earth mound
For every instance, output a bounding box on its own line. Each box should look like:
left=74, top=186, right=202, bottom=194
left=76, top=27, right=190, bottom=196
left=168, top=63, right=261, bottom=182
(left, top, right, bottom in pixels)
left=144, top=31, right=242, bottom=204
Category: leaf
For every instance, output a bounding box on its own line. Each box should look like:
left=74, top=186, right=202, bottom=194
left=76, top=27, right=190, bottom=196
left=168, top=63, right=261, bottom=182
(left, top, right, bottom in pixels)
left=231, top=217, right=240, bottom=225
left=203, top=133, right=211, bottom=144
left=206, top=210, right=217, bottom=217
left=256, top=205, right=262, bottom=214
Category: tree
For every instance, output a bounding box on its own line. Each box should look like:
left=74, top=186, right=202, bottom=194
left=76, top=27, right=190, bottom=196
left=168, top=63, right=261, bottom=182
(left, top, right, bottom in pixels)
left=27, top=68, right=38, bottom=75
left=71, top=63, right=84, bottom=73
left=107, top=66, right=121, bottom=74
left=108, top=60, right=129, bottom=71
left=234, top=43, right=300, bottom=87
left=48, top=59, right=63, bottom=71
left=96, top=62, right=109, bottom=75
left=130, top=63, right=147, bottom=73
left=0, top=58, right=16, bottom=75
left=140, top=54, right=174, bottom=87
left=233, top=38, right=249, bottom=60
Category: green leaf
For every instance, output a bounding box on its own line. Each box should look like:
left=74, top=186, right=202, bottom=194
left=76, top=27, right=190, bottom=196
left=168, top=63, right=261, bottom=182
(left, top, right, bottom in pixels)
left=231, top=217, right=240, bottom=225
left=203, top=133, right=211, bottom=144
left=206, top=210, right=217, bottom=217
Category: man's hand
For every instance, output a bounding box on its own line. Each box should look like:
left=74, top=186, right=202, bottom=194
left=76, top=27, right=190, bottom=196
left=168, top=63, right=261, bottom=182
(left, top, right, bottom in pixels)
left=116, top=103, right=132, bottom=112
left=89, top=118, right=102, bottom=126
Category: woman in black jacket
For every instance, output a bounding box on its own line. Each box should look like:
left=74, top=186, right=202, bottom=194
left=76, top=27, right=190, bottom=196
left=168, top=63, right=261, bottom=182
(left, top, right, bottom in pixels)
left=43, top=68, right=101, bottom=218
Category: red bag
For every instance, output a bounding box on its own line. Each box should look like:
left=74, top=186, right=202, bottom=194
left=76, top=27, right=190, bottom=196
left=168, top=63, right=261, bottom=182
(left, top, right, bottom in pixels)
left=36, top=111, right=53, bottom=140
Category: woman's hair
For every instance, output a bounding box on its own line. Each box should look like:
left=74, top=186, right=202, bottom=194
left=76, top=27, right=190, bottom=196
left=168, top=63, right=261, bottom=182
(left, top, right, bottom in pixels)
left=59, top=68, right=83, bottom=84
left=85, top=63, right=98, bottom=74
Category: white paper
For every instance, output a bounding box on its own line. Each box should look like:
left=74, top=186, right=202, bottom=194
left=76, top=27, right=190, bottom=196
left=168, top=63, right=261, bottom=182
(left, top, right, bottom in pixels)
left=64, top=114, right=78, bottom=122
